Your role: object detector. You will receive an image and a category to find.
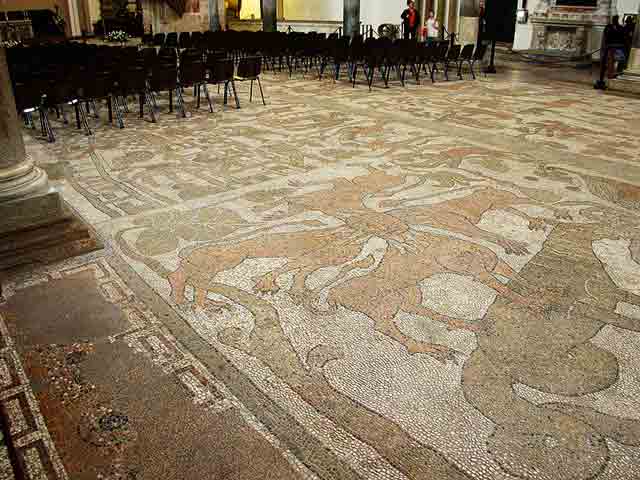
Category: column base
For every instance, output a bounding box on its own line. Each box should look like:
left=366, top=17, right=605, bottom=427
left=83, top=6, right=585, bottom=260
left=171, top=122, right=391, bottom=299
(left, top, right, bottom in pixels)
left=0, top=191, right=102, bottom=272
left=0, top=161, right=48, bottom=202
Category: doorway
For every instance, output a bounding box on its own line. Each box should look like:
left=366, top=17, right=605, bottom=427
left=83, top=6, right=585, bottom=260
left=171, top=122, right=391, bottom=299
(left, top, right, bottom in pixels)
left=484, top=0, right=517, bottom=43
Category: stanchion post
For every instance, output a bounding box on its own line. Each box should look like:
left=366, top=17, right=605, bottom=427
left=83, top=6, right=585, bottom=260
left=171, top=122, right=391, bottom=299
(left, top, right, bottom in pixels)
left=594, top=44, right=608, bottom=89
left=485, top=38, right=497, bottom=73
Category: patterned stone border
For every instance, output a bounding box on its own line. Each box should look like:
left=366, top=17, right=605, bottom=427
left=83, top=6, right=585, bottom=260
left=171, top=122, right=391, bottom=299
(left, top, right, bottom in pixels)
left=1, top=256, right=318, bottom=480
left=0, top=313, right=67, bottom=480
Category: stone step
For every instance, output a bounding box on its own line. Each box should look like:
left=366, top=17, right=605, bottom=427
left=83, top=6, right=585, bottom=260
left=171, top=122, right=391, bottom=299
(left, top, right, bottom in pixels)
left=0, top=207, right=101, bottom=271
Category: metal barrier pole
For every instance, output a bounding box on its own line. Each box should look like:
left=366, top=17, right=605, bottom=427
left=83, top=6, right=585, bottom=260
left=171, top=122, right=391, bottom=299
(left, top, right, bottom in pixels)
left=594, top=44, right=608, bottom=89
left=486, top=38, right=497, bottom=74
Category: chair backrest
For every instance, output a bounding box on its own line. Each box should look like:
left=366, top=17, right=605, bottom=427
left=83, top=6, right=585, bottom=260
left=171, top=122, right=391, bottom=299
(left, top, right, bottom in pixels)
left=119, top=65, right=147, bottom=93
left=447, top=44, right=461, bottom=61
left=435, top=42, right=449, bottom=60
left=153, top=33, right=165, bottom=46
left=150, top=61, right=178, bottom=91
left=165, top=32, right=178, bottom=47
left=460, top=44, right=474, bottom=60
left=211, top=59, right=234, bottom=83
left=237, top=57, right=262, bottom=79
left=473, top=43, right=488, bottom=61
left=179, top=31, right=192, bottom=48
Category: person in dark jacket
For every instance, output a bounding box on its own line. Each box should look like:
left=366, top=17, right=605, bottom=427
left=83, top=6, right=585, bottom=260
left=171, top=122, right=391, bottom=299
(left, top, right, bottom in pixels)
left=604, top=16, right=627, bottom=75
left=401, top=1, right=421, bottom=41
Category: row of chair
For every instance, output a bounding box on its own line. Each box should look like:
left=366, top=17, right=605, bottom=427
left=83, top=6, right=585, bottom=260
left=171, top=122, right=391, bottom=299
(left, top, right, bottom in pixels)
left=7, top=43, right=266, bottom=142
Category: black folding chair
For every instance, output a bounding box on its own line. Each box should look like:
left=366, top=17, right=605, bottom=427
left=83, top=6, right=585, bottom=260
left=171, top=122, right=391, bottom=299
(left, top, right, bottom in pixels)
left=457, top=44, right=475, bottom=79
left=469, top=44, right=488, bottom=79
left=235, top=56, right=266, bottom=105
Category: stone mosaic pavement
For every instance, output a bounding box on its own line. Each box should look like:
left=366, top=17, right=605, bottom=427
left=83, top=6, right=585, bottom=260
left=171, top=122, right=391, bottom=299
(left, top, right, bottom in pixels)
left=3, top=68, right=640, bottom=479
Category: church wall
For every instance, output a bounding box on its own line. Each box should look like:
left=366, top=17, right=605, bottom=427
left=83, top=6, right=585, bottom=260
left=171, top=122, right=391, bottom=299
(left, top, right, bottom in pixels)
left=511, top=0, right=637, bottom=54
left=142, top=0, right=209, bottom=33
left=240, top=0, right=261, bottom=19
left=360, top=0, right=406, bottom=29
left=618, top=0, right=640, bottom=14
left=282, top=0, right=342, bottom=21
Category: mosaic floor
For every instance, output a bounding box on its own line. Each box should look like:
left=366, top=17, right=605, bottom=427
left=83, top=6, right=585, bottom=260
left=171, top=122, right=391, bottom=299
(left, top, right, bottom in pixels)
left=4, top=68, right=640, bottom=480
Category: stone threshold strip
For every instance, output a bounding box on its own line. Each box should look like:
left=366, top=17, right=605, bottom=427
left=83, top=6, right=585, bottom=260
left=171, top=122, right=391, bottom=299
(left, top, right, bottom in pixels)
left=0, top=313, right=68, bottom=480
left=1, top=256, right=319, bottom=480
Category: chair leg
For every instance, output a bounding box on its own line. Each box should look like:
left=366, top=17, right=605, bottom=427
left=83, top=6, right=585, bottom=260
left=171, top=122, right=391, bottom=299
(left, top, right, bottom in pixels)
left=90, top=100, right=99, bottom=118
left=145, top=91, right=157, bottom=123
left=107, top=96, right=113, bottom=123
left=169, top=89, right=173, bottom=113
left=61, top=105, right=69, bottom=125
left=250, top=79, right=254, bottom=103
left=139, top=94, right=144, bottom=118
left=41, top=108, right=55, bottom=143
left=230, top=80, right=240, bottom=109
left=113, top=98, right=125, bottom=129
left=39, top=110, right=45, bottom=136
left=202, top=83, right=214, bottom=113
left=176, top=88, right=186, bottom=118
left=74, top=103, right=81, bottom=129
left=78, top=102, right=92, bottom=136
left=257, top=77, right=266, bottom=106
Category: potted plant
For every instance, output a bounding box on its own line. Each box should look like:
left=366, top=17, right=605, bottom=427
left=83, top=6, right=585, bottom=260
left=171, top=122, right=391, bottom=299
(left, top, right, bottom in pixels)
left=106, top=30, right=129, bottom=44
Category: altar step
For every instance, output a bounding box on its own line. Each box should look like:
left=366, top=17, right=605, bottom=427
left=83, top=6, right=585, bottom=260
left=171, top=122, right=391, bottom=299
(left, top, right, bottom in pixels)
left=499, top=45, right=594, bottom=69
left=608, top=70, right=640, bottom=94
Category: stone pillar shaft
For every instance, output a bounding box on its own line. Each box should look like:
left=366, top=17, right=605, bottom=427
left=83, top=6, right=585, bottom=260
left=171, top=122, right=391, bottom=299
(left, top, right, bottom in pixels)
left=627, top=6, right=640, bottom=72
left=261, top=0, right=277, bottom=32
left=0, top=47, right=48, bottom=202
left=277, top=0, right=284, bottom=20
left=0, top=49, right=25, bottom=170
left=343, top=0, right=360, bottom=38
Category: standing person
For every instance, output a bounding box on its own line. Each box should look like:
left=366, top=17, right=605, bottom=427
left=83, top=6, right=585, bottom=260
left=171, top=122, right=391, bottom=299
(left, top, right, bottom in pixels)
left=401, top=1, right=420, bottom=41
left=603, top=16, right=626, bottom=77
left=425, top=11, right=439, bottom=43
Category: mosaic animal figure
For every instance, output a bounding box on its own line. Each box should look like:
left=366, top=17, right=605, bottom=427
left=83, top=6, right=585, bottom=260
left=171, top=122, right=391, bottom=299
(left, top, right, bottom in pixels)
left=169, top=192, right=542, bottom=363
left=322, top=229, right=533, bottom=361
left=387, top=186, right=570, bottom=255
left=462, top=219, right=640, bottom=480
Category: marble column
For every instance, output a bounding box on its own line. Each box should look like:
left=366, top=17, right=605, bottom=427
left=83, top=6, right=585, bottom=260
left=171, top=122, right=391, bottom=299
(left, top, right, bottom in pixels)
left=277, top=0, right=284, bottom=21
left=343, top=0, right=360, bottom=38
left=261, top=0, right=277, bottom=32
left=626, top=6, right=640, bottom=73
left=0, top=49, right=95, bottom=273
left=0, top=48, right=48, bottom=204
left=419, top=0, right=428, bottom=41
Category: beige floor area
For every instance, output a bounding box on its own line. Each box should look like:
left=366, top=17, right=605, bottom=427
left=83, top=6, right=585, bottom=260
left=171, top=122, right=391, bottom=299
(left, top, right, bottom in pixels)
left=2, top=65, right=640, bottom=480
